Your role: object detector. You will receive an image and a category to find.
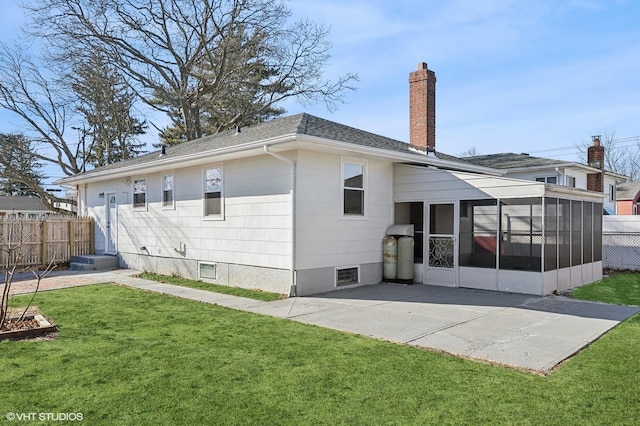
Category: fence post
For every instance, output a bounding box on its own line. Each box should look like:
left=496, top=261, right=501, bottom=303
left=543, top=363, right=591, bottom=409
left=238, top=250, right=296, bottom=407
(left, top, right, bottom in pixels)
left=41, top=219, right=48, bottom=267
left=90, top=218, right=95, bottom=254
left=69, top=219, right=75, bottom=258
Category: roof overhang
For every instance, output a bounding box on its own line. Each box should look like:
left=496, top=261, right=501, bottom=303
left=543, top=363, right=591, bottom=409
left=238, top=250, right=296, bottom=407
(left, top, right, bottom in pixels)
left=543, top=184, right=605, bottom=202
left=57, top=134, right=299, bottom=185
left=395, top=164, right=606, bottom=202
left=503, top=163, right=629, bottom=181
left=57, top=133, right=504, bottom=186
left=292, top=135, right=504, bottom=176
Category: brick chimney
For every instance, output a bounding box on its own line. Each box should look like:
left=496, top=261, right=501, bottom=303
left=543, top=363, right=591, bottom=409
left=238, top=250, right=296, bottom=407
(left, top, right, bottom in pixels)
left=409, top=62, right=436, bottom=152
left=587, top=135, right=605, bottom=192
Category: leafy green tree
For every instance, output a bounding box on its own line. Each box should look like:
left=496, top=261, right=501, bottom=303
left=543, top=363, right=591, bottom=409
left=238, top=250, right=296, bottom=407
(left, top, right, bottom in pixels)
left=0, top=133, right=45, bottom=197
left=70, top=53, right=146, bottom=166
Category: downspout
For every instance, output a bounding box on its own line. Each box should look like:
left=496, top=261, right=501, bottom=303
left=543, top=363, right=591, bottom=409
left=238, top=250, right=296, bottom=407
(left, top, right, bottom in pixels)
left=555, top=167, right=562, bottom=185
left=82, top=184, right=88, bottom=216
left=263, top=145, right=297, bottom=296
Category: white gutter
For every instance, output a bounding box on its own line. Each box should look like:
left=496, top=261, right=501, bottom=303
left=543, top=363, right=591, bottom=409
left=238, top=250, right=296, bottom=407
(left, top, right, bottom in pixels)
left=57, top=134, right=298, bottom=185
left=296, top=135, right=505, bottom=176
left=263, top=145, right=297, bottom=297
left=544, top=184, right=606, bottom=200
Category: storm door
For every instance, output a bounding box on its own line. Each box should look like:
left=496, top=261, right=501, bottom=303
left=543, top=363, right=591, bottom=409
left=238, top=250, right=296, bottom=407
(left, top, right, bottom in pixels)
left=105, top=192, right=117, bottom=254
left=426, top=202, right=457, bottom=286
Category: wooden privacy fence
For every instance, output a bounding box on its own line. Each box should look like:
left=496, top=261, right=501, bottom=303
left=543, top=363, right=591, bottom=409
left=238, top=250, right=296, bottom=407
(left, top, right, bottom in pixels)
left=0, top=216, right=94, bottom=268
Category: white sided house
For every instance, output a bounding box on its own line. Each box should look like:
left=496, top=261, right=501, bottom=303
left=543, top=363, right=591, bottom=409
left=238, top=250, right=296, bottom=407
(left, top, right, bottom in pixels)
left=462, top=138, right=628, bottom=215
left=60, top=63, right=605, bottom=296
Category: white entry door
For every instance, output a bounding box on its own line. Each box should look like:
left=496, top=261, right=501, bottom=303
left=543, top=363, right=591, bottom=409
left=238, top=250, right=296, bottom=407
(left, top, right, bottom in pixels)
left=105, top=193, right=117, bottom=254
left=425, top=202, right=457, bottom=287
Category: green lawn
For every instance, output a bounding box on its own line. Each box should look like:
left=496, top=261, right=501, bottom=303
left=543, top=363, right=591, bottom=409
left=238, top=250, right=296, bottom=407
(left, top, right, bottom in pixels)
left=137, top=271, right=285, bottom=301
left=572, top=271, right=640, bottom=306
left=1, top=283, right=639, bottom=425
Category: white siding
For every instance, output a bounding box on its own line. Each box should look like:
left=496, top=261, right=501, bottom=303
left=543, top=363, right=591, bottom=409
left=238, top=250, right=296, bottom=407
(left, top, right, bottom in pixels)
left=603, top=215, right=640, bottom=232
left=295, top=150, right=394, bottom=270
left=393, top=165, right=545, bottom=202
left=603, top=174, right=618, bottom=213
left=507, top=168, right=617, bottom=213
left=506, top=168, right=589, bottom=189
left=86, top=154, right=293, bottom=270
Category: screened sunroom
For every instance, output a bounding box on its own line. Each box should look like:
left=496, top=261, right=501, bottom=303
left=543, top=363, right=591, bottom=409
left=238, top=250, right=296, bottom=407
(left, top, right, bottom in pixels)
left=393, top=165, right=604, bottom=296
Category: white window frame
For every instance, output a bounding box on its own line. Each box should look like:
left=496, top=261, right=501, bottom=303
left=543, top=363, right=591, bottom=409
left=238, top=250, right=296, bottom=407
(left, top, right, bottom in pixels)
left=132, top=177, right=148, bottom=211
left=341, top=157, right=367, bottom=219
left=535, top=176, right=557, bottom=185
left=335, top=266, right=360, bottom=287
left=162, top=172, right=175, bottom=210
left=566, top=175, right=576, bottom=188
left=609, top=184, right=616, bottom=202
left=203, top=164, right=224, bottom=220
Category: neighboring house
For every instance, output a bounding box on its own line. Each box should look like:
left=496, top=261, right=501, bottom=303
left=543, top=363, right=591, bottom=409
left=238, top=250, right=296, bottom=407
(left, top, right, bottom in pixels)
left=462, top=143, right=628, bottom=215
left=59, top=63, right=605, bottom=297
left=615, top=182, right=640, bottom=215
left=0, top=195, right=52, bottom=218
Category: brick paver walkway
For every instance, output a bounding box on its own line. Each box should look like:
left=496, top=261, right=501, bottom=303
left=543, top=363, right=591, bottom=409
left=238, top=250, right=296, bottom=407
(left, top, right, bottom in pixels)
left=6, top=269, right=132, bottom=295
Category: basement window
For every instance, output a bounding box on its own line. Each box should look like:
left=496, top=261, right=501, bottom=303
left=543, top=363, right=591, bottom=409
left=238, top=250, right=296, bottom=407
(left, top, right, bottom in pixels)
left=336, top=267, right=359, bottom=287
left=199, top=262, right=217, bottom=280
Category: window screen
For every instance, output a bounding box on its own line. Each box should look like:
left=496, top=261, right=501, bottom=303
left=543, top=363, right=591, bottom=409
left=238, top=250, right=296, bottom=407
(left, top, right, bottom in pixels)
left=459, top=200, right=497, bottom=268
left=133, top=179, right=147, bottom=209
left=500, top=198, right=543, bottom=272
left=544, top=198, right=558, bottom=272
left=204, top=167, right=223, bottom=216
left=571, top=201, right=582, bottom=266
left=558, top=199, right=571, bottom=268
left=163, top=174, right=174, bottom=207
left=343, top=162, right=364, bottom=215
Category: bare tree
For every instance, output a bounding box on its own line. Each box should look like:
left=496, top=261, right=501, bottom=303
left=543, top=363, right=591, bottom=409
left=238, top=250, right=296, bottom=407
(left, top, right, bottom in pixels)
left=26, top=0, right=358, bottom=142
left=459, top=146, right=480, bottom=158
left=0, top=44, right=80, bottom=211
left=0, top=218, right=56, bottom=331
left=0, top=42, right=148, bottom=204
left=576, top=131, right=640, bottom=181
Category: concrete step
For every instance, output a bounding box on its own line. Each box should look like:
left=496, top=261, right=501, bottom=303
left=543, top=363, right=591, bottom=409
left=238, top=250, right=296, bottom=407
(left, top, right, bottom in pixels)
left=70, top=255, right=119, bottom=271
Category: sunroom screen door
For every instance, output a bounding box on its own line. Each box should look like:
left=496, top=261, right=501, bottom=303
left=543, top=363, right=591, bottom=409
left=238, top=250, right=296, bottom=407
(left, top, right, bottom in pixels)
left=426, top=203, right=457, bottom=287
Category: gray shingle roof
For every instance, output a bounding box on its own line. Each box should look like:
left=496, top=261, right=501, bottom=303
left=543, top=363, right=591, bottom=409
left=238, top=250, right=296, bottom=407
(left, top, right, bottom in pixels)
left=616, top=182, right=640, bottom=200
left=462, top=153, right=572, bottom=169
left=0, top=195, right=49, bottom=212
left=69, top=113, right=473, bottom=178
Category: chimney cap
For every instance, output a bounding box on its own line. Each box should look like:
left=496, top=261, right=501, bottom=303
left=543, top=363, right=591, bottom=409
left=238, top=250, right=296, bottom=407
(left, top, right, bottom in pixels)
left=418, top=62, right=428, bottom=70
left=591, top=135, right=601, bottom=147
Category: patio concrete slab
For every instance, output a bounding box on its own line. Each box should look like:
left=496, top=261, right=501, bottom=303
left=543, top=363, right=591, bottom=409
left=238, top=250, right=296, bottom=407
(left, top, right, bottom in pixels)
left=265, top=284, right=640, bottom=373
left=283, top=303, right=457, bottom=343
left=12, top=270, right=640, bottom=373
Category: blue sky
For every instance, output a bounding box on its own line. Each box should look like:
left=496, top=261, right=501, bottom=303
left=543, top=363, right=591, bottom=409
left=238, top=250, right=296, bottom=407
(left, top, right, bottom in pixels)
left=284, top=0, right=640, bottom=160
left=1, top=0, right=639, bottom=183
